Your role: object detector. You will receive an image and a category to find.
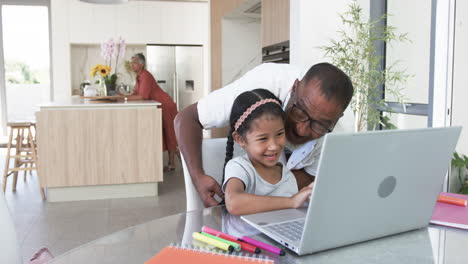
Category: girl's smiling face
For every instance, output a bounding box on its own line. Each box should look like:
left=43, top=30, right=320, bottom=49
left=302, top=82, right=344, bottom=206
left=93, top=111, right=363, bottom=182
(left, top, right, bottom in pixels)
left=234, top=113, right=286, bottom=170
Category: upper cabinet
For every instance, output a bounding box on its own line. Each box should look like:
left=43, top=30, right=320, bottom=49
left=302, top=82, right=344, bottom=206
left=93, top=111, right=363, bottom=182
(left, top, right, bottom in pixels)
left=67, top=0, right=206, bottom=45
left=261, top=0, right=289, bottom=47
left=116, top=2, right=142, bottom=43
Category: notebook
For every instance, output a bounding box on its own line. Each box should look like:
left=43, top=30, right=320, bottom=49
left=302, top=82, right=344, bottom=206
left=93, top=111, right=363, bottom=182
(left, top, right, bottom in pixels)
left=430, top=192, right=468, bottom=230
left=145, top=245, right=273, bottom=264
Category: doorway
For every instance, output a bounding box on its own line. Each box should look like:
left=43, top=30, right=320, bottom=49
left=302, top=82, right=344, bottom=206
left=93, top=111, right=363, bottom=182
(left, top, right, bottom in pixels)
left=0, top=1, right=51, bottom=138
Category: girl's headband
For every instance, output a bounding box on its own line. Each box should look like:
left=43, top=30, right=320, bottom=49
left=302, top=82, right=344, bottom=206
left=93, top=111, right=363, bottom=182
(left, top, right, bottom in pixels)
left=234, top=98, right=281, bottom=132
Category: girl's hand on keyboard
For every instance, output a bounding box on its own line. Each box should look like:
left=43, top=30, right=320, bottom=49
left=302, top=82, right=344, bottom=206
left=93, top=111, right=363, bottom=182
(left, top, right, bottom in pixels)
left=289, top=183, right=314, bottom=209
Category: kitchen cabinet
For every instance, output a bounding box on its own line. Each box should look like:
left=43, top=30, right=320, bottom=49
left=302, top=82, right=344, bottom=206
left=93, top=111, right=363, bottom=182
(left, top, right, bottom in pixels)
left=139, top=2, right=162, bottom=44
left=160, top=2, right=205, bottom=45
left=66, top=0, right=205, bottom=45
left=69, top=1, right=117, bottom=43
left=69, top=1, right=94, bottom=43
left=261, top=0, right=289, bottom=47
left=116, top=2, right=142, bottom=43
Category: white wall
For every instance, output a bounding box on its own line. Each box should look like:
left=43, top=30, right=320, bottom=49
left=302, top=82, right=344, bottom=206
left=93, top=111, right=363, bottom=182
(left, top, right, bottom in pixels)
left=290, top=0, right=369, bottom=68
left=221, top=17, right=261, bottom=86
left=50, top=0, right=209, bottom=101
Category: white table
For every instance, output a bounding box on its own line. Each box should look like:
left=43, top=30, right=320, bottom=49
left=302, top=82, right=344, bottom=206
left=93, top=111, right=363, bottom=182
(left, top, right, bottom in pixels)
left=49, top=206, right=468, bottom=264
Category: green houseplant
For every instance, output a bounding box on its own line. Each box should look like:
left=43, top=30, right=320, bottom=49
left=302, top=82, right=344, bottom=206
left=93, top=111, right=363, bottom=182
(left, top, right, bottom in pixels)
left=321, top=0, right=411, bottom=131
left=451, top=152, right=468, bottom=194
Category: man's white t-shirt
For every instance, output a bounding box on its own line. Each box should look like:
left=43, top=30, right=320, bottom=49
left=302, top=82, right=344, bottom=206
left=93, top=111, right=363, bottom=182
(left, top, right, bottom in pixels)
left=197, top=63, right=354, bottom=176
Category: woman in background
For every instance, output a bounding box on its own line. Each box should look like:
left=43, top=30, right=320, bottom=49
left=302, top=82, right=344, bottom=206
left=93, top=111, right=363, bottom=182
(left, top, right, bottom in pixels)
left=123, top=53, right=178, bottom=172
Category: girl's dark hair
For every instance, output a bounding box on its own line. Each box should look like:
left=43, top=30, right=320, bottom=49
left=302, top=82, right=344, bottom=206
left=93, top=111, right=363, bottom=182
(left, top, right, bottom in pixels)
left=221, top=88, right=286, bottom=186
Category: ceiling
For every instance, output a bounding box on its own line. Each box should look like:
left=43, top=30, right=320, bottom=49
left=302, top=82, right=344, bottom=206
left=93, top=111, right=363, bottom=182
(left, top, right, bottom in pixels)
left=81, top=0, right=208, bottom=3
left=131, top=0, right=208, bottom=2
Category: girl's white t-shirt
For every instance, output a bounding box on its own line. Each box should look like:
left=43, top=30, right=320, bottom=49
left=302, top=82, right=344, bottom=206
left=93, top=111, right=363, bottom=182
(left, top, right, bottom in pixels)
left=222, top=154, right=298, bottom=197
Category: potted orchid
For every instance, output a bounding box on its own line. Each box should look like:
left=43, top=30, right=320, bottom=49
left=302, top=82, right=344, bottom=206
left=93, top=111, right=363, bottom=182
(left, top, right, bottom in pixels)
left=90, top=37, right=126, bottom=96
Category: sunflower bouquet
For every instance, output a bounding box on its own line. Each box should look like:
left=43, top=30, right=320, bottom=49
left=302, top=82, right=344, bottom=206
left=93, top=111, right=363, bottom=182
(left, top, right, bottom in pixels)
left=90, top=64, right=112, bottom=96
left=90, top=64, right=111, bottom=78
left=89, top=37, right=126, bottom=96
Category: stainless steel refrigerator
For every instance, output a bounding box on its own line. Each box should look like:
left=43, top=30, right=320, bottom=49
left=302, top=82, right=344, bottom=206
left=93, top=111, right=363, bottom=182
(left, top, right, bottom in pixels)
left=146, top=45, right=204, bottom=111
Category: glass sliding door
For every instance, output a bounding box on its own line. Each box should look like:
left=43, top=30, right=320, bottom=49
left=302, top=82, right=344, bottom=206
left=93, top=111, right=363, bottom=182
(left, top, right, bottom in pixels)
left=383, top=0, right=433, bottom=129
left=0, top=1, right=51, bottom=138
left=369, top=0, right=434, bottom=130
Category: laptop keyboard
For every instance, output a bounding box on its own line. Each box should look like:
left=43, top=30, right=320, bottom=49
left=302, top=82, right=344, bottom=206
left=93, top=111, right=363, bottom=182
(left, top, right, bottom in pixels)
left=264, top=218, right=305, bottom=242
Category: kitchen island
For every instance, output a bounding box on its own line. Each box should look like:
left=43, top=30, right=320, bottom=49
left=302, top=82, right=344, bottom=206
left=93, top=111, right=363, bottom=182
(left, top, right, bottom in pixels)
left=36, top=97, right=163, bottom=202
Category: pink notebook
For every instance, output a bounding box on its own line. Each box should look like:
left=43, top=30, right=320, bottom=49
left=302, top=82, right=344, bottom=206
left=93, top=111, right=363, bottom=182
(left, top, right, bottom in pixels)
left=430, top=192, right=468, bottom=230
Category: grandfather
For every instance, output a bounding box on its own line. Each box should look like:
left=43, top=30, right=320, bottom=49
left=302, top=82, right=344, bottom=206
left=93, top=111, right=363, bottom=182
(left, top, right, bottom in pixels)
left=175, top=62, right=354, bottom=207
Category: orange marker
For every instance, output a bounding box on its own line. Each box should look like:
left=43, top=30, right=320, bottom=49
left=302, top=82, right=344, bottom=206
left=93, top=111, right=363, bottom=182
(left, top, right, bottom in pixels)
left=437, top=195, right=467, bottom=207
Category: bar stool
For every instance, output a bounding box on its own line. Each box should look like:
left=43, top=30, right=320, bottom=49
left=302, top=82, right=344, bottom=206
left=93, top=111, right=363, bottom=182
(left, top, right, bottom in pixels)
left=2, top=121, right=45, bottom=200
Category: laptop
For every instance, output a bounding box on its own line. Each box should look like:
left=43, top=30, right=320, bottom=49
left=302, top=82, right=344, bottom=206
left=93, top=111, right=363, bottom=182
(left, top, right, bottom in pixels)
left=241, top=127, right=461, bottom=255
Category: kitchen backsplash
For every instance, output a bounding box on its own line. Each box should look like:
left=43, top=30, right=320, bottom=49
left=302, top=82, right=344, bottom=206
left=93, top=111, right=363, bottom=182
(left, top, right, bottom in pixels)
left=70, top=44, right=145, bottom=95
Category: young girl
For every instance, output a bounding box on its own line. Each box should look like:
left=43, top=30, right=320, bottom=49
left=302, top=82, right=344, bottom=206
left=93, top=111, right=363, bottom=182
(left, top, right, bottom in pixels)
left=222, top=89, right=313, bottom=216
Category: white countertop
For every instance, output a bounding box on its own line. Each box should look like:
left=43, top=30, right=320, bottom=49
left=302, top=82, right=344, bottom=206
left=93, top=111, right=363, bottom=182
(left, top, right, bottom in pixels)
left=40, top=96, right=161, bottom=109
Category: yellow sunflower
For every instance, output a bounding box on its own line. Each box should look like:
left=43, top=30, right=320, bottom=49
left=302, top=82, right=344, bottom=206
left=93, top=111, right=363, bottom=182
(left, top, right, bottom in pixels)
left=98, top=65, right=111, bottom=77
left=90, top=64, right=111, bottom=77
left=90, top=65, right=99, bottom=77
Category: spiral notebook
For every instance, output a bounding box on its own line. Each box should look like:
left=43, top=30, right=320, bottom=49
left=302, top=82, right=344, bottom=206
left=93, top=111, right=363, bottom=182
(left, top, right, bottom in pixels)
left=430, top=192, right=468, bottom=230
left=145, top=245, right=274, bottom=264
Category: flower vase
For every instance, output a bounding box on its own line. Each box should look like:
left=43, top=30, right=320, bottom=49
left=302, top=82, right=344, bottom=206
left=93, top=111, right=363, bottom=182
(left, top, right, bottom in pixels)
left=106, top=80, right=117, bottom=96
left=99, top=79, right=107, bottom=96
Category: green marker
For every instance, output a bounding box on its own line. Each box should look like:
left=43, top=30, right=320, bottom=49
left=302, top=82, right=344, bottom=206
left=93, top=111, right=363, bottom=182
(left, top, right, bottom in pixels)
left=193, top=232, right=233, bottom=253
left=201, top=232, right=241, bottom=252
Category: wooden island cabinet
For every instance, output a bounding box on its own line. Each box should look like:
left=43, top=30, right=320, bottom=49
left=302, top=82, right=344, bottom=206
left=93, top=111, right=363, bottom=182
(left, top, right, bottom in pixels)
left=36, top=97, right=163, bottom=201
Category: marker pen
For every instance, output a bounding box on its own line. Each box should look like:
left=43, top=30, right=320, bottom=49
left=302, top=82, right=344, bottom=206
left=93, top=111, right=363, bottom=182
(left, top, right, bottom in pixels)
left=241, top=235, right=285, bottom=256
left=192, top=232, right=234, bottom=253
left=202, top=226, right=261, bottom=253
left=201, top=232, right=241, bottom=252
left=438, top=195, right=467, bottom=206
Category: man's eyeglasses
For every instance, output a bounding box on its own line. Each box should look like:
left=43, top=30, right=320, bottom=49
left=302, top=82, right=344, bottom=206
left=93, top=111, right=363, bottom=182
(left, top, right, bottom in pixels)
left=289, top=80, right=334, bottom=135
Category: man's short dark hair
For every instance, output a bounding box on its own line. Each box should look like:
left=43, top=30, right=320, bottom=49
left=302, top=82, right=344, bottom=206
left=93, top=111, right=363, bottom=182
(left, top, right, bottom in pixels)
left=302, top=62, right=354, bottom=110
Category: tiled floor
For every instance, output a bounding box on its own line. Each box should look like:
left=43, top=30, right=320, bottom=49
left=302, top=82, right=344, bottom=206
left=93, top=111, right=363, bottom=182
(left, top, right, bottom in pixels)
left=1, top=149, right=186, bottom=263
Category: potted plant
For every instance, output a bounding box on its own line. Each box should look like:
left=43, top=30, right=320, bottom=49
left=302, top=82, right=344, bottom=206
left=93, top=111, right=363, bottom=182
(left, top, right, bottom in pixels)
left=321, top=0, right=411, bottom=131
left=90, top=37, right=126, bottom=96
left=451, top=152, right=468, bottom=194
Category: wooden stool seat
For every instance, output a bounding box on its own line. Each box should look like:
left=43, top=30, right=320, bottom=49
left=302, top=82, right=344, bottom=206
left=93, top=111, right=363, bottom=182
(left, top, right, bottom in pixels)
left=2, top=121, right=45, bottom=200
left=6, top=122, right=33, bottom=127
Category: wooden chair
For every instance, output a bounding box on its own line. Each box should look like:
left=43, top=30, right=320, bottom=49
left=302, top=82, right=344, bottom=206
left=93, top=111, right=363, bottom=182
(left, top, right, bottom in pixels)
left=2, top=121, right=45, bottom=200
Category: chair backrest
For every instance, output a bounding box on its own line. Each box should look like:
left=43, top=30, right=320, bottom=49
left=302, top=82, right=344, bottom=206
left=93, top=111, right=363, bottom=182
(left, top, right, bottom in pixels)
left=181, top=138, right=244, bottom=212
left=0, top=194, right=22, bottom=264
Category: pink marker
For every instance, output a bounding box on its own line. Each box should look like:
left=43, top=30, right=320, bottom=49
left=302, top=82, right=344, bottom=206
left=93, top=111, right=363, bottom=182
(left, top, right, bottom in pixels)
left=241, top=235, right=285, bottom=256
left=202, top=226, right=261, bottom=254
left=202, top=226, right=238, bottom=241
